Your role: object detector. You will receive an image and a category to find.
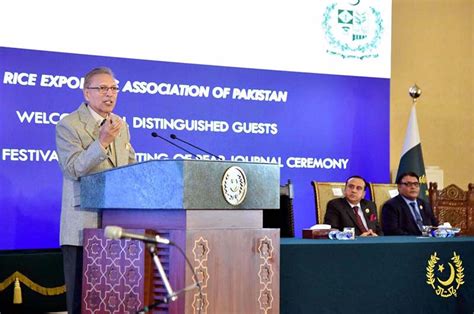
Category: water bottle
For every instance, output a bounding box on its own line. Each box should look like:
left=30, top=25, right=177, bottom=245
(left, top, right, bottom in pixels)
left=336, top=230, right=352, bottom=240
left=328, top=228, right=355, bottom=240
left=328, top=230, right=339, bottom=240
left=432, top=228, right=448, bottom=238
left=342, top=227, right=355, bottom=239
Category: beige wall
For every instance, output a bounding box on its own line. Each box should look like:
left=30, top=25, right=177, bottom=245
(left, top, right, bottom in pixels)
left=391, top=0, right=473, bottom=187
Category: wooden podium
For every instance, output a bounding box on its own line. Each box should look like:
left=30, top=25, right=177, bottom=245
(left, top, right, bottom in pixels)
left=80, top=160, right=280, bottom=313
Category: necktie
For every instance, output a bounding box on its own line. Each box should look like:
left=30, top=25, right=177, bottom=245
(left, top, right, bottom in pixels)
left=410, top=202, right=424, bottom=231
left=353, top=206, right=367, bottom=233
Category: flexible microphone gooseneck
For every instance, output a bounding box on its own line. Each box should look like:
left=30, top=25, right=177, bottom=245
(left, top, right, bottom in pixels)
left=170, top=133, right=222, bottom=160
left=151, top=132, right=198, bottom=158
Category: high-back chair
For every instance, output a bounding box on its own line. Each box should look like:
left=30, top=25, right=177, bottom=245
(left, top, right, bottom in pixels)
left=369, top=183, right=399, bottom=226
left=263, top=179, right=295, bottom=237
left=428, top=182, right=474, bottom=235
left=311, top=181, right=346, bottom=224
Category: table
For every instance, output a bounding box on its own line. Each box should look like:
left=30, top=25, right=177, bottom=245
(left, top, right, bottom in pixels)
left=281, top=236, right=474, bottom=314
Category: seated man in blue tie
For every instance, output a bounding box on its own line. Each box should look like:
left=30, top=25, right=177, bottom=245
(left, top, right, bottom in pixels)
left=382, top=171, right=438, bottom=235
left=324, top=175, right=382, bottom=236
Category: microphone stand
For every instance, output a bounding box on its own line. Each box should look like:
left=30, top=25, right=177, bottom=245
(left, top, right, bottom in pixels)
left=137, top=282, right=201, bottom=313
left=136, top=244, right=176, bottom=313
left=136, top=242, right=203, bottom=313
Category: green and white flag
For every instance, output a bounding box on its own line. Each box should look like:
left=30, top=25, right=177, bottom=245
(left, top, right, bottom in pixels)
left=396, top=104, right=428, bottom=201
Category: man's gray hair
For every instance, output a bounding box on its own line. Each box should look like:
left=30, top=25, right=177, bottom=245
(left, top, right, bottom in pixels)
left=83, top=67, right=115, bottom=88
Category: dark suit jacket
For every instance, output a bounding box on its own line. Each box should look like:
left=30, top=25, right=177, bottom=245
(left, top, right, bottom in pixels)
left=324, top=198, right=383, bottom=236
left=381, top=195, right=438, bottom=235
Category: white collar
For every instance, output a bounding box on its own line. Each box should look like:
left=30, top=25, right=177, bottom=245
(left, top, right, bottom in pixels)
left=346, top=199, right=361, bottom=209
left=86, top=103, right=108, bottom=124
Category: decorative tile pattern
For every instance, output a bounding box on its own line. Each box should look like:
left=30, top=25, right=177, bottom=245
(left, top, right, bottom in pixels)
left=257, top=236, right=274, bottom=314
left=192, top=236, right=210, bottom=314
left=82, top=229, right=145, bottom=313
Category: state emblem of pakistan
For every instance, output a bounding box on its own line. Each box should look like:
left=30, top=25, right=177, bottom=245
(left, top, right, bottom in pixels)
left=426, top=252, right=465, bottom=298
left=222, top=166, right=247, bottom=206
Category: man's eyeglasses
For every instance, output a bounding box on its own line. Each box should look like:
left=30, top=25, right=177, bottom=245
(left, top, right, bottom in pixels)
left=400, top=182, right=420, bottom=187
left=87, top=86, right=120, bottom=94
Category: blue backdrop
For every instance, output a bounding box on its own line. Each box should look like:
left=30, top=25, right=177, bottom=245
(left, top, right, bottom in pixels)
left=0, top=47, right=390, bottom=249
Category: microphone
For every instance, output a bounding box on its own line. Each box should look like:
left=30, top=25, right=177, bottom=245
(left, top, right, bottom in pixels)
left=170, top=134, right=222, bottom=160
left=151, top=132, right=198, bottom=159
left=104, top=226, right=172, bottom=245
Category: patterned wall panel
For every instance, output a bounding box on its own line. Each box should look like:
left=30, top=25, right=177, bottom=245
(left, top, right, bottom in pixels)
left=82, top=229, right=147, bottom=313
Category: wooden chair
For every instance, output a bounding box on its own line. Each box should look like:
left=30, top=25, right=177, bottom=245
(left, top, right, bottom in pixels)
left=311, top=181, right=346, bottom=224
left=428, top=182, right=474, bottom=235
left=369, top=183, right=399, bottom=226
left=263, top=179, right=295, bottom=237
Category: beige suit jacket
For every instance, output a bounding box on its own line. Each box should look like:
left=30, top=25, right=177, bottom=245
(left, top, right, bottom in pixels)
left=56, top=103, right=135, bottom=246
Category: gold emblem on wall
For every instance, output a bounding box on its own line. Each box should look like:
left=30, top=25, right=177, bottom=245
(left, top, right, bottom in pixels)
left=221, top=166, right=247, bottom=206
left=426, top=251, right=465, bottom=298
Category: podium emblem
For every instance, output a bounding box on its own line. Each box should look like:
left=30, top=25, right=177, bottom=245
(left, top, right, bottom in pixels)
left=222, top=166, right=247, bottom=205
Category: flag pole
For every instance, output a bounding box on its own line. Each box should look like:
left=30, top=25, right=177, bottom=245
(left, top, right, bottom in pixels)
left=408, top=84, right=422, bottom=105
left=396, top=84, right=429, bottom=201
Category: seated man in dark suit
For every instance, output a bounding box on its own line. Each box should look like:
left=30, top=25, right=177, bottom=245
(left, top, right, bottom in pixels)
left=324, top=175, right=382, bottom=236
left=382, top=171, right=438, bottom=235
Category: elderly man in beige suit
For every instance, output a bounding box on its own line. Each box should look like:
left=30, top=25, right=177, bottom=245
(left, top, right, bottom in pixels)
left=56, top=67, right=135, bottom=313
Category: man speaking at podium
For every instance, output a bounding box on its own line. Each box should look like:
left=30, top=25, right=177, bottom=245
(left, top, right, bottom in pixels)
left=55, top=67, right=136, bottom=313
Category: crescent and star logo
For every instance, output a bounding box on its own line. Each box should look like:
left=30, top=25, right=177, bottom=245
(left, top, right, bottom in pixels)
left=426, top=251, right=465, bottom=298
left=221, top=166, right=247, bottom=206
